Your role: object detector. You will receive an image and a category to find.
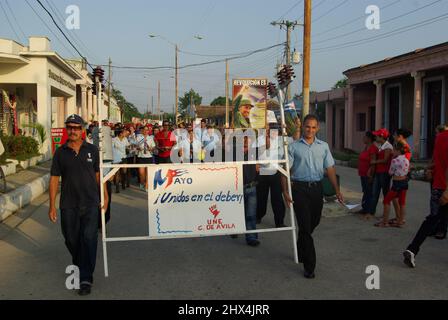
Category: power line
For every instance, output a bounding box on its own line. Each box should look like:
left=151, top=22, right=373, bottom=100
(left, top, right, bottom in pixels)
left=0, top=1, right=22, bottom=42
left=303, top=0, right=327, bottom=20
left=34, top=0, right=93, bottom=70
left=45, top=0, right=103, bottom=64
left=314, top=12, right=448, bottom=53
left=276, top=0, right=304, bottom=22
left=24, top=0, right=78, bottom=58
left=313, top=0, right=401, bottom=37
left=313, top=0, right=350, bottom=23
left=99, top=42, right=285, bottom=71
left=313, top=0, right=444, bottom=45
left=5, top=0, right=28, bottom=42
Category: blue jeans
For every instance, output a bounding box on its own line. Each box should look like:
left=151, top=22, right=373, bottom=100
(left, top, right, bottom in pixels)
left=369, top=172, right=391, bottom=215
left=61, top=206, right=99, bottom=284
left=360, top=176, right=373, bottom=213
left=244, top=186, right=258, bottom=242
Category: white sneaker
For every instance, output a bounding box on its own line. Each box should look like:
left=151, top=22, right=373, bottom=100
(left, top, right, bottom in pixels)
left=403, top=250, right=416, bottom=268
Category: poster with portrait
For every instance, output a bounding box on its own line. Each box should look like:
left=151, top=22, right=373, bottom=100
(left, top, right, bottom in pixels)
left=232, top=78, right=268, bottom=129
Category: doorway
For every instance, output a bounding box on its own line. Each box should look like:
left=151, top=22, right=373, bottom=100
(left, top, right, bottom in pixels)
left=422, top=78, right=445, bottom=158
left=385, top=84, right=401, bottom=136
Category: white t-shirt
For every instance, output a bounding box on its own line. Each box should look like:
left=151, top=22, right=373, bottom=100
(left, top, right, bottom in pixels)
left=112, top=136, right=129, bottom=163
left=136, top=134, right=156, bottom=158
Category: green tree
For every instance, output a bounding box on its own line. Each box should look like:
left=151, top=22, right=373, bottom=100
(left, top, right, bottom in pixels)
left=178, top=89, right=202, bottom=117
left=112, top=88, right=143, bottom=122
left=332, top=77, right=348, bottom=89
left=210, top=96, right=231, bottom=106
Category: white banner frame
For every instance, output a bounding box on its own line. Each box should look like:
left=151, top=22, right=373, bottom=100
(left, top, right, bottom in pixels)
left=97, top=84, right=298, bottom=277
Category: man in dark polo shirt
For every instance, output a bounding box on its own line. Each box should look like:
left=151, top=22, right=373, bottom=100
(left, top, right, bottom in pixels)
left=49, top=114, right=108, bottom=296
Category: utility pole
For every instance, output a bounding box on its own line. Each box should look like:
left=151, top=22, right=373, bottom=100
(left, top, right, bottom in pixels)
left=189, top=89, right=193, bottom=124
left=225, top=59, right=229, bottom=128
left=158, top=81, right=161, bottom=122
left=270, top=20, right=301, bottom=101
left=151, top=95, right=154, bottom=119
left=107, top=57, right=112, bottom=119
left=302, top=0, right=312, bottom=119
left=175, top=44, right=179, bottom=125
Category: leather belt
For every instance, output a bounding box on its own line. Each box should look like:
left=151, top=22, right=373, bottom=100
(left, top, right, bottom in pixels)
left=291, top=180, right=322, bottom=187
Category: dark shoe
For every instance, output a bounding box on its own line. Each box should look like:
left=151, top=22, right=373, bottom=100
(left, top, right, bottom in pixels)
left=435, top=232, right=446, bottom=240
left=304, top=270, right=315, bottom=279
left=230, top=235, right=238, bottom=239
left=403, top=250, right=416, bottom=268
left=78, top=283, right=92, bottom=296
left=247, top=239, right=260, bottom=247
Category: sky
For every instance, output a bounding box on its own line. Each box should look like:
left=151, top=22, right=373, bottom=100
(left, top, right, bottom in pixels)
left=1, top=0, right=448, bottom=114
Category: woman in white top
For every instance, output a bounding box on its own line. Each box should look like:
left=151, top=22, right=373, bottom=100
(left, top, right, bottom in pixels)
left=136, top=126, right=156, bottom=191
left=112, top=128, right=130, bottom=193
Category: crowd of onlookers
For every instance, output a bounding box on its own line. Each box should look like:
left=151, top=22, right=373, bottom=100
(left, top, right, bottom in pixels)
left=356, top=125, right=448, bottom=240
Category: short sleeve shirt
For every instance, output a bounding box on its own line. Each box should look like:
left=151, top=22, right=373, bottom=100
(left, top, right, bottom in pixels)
left=389, top=154, right=410, bottom=177
left=288, top=138, right=335, bottom=182
left=433, top=130, right=448, bottom=190
left=136, top=134, right=156, bottom=158
left=50, top=141, right=100, bottom=210
left=358, top=144, right=378, bottom=177
left=155, top=130, right=176, bottom=158
left=376, top=141, right=393, bottom=173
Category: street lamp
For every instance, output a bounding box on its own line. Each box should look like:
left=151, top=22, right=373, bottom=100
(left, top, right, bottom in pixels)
left=148, top=34, right=204, bottom=124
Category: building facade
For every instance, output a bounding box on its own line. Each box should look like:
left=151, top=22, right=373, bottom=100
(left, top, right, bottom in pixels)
left=0, top=36, right=121, bottom=159
left=312, top=42, right=448, bottom=159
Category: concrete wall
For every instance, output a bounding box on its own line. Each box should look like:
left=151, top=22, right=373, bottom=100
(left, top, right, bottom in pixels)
left=352, top=84, right=375, bottom=152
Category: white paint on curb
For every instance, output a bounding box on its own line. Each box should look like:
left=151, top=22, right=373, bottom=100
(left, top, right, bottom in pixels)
left=0, top=173, right=50, bottom=222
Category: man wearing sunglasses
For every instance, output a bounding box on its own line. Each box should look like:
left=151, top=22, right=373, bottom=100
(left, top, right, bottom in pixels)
left=49, top=114, right=108, bottom=296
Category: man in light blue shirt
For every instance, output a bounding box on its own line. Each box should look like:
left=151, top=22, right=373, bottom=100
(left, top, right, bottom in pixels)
left=282, top=114, right=343, bottom=279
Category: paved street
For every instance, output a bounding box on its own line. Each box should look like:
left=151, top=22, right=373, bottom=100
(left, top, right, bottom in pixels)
left=1, top=165, right=447, bottom=300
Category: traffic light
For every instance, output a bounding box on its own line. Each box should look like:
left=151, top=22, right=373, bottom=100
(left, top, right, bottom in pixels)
left=276, top=65, right=295, bottom=88
left=90, top=74, right=97, bottom=95
left=267, top=82, right=278, bottom=98
left=94, top=66, right=105, bottom=83
left=277, top=67, right=287, bottom=87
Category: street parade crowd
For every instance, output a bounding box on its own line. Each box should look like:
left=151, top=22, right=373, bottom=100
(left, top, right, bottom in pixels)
left=48, top=113, right=448, bottom=295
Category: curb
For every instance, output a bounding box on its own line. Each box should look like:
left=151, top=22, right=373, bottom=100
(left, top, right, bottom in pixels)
left=0, top=173, right=50, bottom=223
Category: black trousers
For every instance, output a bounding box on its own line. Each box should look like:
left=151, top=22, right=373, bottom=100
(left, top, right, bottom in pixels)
left=292, top=181, right=324, bottom=273
left=256, top=171, right=285, bottom=226
left=61, top=206, right=99, bottom=283
left=407, top=189, right=448, bottom=255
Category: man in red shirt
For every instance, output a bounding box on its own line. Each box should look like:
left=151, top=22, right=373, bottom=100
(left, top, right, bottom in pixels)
left=155, top=120, right=176, bottom=163
left=357, top=131, right=378, bottom=214
left=403, top=129, right=448, bottom=268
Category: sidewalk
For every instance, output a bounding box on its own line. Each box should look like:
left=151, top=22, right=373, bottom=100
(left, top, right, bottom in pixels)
left=0, top=161, right=51, bottom=223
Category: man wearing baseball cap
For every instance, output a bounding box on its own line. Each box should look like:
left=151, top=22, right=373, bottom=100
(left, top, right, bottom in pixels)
left=49, top=114, right=108, bottom=296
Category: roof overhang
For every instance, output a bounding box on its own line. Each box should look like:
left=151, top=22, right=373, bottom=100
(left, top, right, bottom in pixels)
left=0, top=53, right=30, bottom=64
left=20, top=51, right=83, bottom=80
